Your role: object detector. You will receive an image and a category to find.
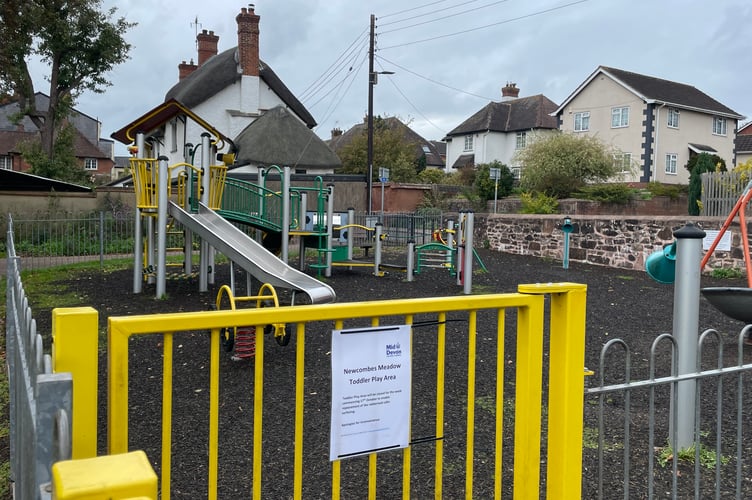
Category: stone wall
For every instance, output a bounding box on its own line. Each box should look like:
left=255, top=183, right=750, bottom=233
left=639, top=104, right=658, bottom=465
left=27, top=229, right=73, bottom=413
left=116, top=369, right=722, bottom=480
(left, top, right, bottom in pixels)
left=476, top=214, right=751, bottom=272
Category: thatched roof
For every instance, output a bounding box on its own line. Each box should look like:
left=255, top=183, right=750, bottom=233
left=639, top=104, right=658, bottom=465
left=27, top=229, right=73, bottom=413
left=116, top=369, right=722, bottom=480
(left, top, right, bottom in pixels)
left=233, top=106, right=341, bottom=169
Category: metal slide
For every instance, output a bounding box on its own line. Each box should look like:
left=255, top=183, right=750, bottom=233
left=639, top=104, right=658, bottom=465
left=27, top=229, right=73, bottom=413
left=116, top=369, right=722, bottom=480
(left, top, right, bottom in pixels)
left=169, top=201, right=336, bottom=304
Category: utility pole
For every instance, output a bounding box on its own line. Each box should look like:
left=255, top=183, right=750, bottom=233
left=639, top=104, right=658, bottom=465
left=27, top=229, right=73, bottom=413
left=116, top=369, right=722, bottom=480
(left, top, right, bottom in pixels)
left=367, top=14, right=375, bottom=215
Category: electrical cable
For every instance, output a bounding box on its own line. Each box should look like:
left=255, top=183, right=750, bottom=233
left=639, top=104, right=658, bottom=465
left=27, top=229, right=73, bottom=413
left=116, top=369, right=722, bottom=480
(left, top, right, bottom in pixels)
left=379, top=0, right=588, bottom=51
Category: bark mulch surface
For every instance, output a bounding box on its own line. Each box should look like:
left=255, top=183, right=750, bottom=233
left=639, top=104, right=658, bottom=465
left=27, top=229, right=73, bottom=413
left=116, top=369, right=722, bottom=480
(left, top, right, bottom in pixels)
left=34, top=249, right=752, bottom=499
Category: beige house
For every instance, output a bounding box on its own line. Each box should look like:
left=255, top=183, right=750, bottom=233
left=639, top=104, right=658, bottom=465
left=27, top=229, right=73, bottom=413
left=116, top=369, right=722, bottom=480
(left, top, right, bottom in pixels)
left=554, top=66, right=744, bottom=184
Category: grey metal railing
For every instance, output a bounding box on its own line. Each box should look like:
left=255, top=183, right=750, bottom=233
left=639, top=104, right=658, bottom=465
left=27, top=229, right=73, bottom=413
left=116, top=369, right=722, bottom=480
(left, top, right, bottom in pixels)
left=6, top=214, right=73, bottom=499
left=585, top=327, right=752, bottom=499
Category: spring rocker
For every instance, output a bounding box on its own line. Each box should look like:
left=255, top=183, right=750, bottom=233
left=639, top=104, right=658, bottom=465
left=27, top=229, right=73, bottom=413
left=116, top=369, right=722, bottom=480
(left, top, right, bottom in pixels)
left=214, top=283, right=290, bottom=361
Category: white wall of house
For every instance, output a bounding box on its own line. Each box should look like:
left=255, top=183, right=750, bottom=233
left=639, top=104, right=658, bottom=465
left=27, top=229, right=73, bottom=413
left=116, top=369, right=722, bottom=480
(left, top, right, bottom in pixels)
left=445, top=129, right=553, bottom=173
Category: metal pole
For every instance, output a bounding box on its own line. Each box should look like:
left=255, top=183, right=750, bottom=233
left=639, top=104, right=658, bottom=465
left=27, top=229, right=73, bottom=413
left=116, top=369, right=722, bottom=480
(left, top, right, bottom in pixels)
left=407, top=240, right=415, bottom=282
left=199, top=133, right=211, bottom=292
left=463, top=212, right=474, bottom=295
left=380, top=180, right=385, bottom=222
left=374, top=223, right=383, bottom=276
left=156, top=156, right=169, bottom=298
left=669, top=222, right=705, bottom=450
left=281, top=166, right=291, bottom=264
left=325, top=184, right=334, bottom=278
left=133, top=133, right=145, bottom=293
left=494, top=177, right=499, bottom=214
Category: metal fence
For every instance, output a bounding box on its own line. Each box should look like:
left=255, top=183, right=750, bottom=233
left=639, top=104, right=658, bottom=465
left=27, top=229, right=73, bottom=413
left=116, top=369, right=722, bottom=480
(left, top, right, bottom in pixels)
left=6, top=215, right=73, bottom=499
left=584, top=327, right=752, bottom=499
left=5, top=211, right=135, bottom=272
left=4, top=211, right=446, bottom=272
left=351, top=211, right=445, bottom=247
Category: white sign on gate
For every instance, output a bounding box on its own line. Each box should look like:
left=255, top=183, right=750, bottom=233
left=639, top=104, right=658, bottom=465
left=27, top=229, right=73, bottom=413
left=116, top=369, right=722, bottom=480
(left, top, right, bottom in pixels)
left=330, top=324, right=411, bottom=461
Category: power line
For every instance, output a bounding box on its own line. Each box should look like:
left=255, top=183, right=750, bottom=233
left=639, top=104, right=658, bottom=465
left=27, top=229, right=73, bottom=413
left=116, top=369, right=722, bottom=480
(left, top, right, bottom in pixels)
left=299, top=27, right=369, bottom=102
left=376, top=60, right=447, bottom=138
left=379, top=0, right=454, bottom=19
left=380, top=0, right=508, bottom=31
left=377, top=55, right=496, bottom=102
left=379, top=0, right=588, bottom=51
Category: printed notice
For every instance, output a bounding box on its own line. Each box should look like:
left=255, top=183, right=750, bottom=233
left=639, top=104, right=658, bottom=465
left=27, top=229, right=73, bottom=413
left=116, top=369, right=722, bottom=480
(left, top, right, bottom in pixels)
left=330, top=324, right=411, bottom=461
left=703, top=230, right=732, bottom=252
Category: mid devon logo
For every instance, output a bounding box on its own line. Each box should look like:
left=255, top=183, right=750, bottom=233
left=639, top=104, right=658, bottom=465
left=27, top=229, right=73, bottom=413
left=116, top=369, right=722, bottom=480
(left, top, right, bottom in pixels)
left=385, top=342, right=402, bottom=357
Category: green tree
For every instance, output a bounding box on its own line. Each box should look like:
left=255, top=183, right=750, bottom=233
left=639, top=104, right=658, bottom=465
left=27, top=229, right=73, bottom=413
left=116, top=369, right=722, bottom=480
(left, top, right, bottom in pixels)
left=684, top=153, right=726, bottom=174
left=687, top=152, right=720, bottom=215
left=515, top=133, right=622, bottom=198
left=0, top=0, right=134, bottom=165
left=338, top=116, right=420, bottom=181
left=19, top=123, right=89, bottom=184
left=474, top=161, right=514, bottom=201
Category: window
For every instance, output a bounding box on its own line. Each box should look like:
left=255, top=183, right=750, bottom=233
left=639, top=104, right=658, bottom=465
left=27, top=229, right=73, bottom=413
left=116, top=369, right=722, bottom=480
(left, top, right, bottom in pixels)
left=574, top=111, right=590, bottom=132
left=84, top=158, right=98, bottom=170
left=613, top=152, right=632, bottom=173
left=463, top=135, right=473, bottom=151
left=712, top=116, right=727, bottom=136
left=665, top=153, right=677, bottom=174
left=515, top=131, right=527, bottom=149
left=611, top=106, right=629, bottom=128
left=667, top=108, right=680, bottom=128
left=0, top=155, right=11, bottom=170
left=511, top=166, right=521, bottom=179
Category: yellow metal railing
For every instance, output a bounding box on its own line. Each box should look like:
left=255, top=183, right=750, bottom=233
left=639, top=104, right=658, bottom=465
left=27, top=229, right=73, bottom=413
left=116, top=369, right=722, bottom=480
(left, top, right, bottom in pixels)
left=53, top=283, right=587, bottom=499
left=129, top=158, right=227, bottom=212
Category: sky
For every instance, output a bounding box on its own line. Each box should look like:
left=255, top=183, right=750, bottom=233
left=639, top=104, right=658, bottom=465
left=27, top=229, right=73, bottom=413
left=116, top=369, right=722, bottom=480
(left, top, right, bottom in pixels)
left=32, top=0, right=752, bottom=156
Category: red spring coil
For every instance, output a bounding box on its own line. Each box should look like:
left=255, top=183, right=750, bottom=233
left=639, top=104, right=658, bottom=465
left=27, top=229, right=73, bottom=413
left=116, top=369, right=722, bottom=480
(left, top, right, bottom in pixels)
left=232, top=327, right=256, bottom=360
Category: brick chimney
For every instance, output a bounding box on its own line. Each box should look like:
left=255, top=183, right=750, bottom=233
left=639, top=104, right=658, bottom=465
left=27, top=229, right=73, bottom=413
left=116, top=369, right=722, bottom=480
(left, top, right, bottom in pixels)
left=331, top=128, right=343, bottom=139
left=236, top=5, right=260, bottom=77
left=501, top=82, right=520, bottom=101
left=179, top=59, right=198, bottom=80
left=197, top=29, right=219, bottom=66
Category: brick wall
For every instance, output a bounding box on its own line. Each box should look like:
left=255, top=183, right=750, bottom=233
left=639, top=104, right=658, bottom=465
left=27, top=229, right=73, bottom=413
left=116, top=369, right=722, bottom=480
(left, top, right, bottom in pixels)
left=475, top=214, right=750, bottom=272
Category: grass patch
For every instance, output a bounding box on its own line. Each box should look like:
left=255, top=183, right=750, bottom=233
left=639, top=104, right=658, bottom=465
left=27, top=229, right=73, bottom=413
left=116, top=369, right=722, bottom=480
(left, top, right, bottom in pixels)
left=711, top=267, right=744, bottom=280
left=657, top=441, right=730, bottom=469
left=582, top=426, right=624, bottom=452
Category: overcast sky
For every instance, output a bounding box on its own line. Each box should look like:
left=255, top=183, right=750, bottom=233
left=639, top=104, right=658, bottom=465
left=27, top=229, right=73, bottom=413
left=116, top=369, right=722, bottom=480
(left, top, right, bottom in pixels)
left=40, top=0, right=752, bottom=156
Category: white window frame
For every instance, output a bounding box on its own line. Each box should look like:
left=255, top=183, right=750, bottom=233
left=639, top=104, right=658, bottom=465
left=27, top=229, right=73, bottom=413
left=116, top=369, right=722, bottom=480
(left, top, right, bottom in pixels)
left=463, top=135, right=473, bottom=151
left=611, top=106, right=629, bottom=128
left=515, top=131, right=526, bottom=150
left=0, top=155, right=11, bottom=170
left=84, top=158, right=98, bottom=171
left=667, top=108, right=680, bottom=128
left=574, top=111, right=590, bottom=132
left=665, top=153, right=678, bottom=175
left=613, top=152, right=632, bottom=173
left=712, top=116, right=727, bottom=136
left=511, top=166, right=521, bottom=179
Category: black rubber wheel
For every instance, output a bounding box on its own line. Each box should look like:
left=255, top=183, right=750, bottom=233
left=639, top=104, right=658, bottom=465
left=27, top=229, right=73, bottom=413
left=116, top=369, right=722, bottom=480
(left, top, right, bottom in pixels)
left=220, top=327, right=235, bottom=352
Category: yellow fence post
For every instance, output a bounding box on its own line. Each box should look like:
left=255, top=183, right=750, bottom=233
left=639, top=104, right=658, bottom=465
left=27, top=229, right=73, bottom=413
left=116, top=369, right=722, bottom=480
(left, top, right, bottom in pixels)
left=52, top=450, right=157, bottom=499
left=518, top=282, right=587, bottom=500
left=52, top=307, right=99, bottom=459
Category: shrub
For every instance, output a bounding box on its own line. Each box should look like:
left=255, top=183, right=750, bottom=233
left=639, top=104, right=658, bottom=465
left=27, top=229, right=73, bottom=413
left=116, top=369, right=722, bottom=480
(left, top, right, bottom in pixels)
left=574, top=183, right=635, bottom=204
left=519, top=192, right=559, bottom=214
